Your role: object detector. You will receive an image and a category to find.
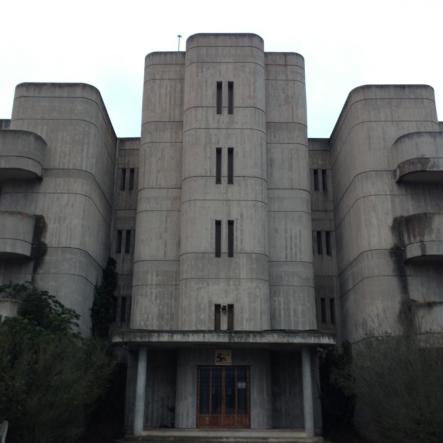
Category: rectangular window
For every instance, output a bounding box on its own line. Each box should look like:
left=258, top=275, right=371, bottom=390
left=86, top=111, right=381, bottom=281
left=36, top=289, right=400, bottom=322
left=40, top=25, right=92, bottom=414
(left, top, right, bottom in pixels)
left=120, top=296, right=127, bottom=323
left=125, top=230, right=131, bottom=254
left=316, top=231, right=322, bottom=255
left=313, top=169, right=319, bottom=191
left=214, top=304, right=221, bottom=330
left=120, top=168, right=126, bottom=191
left=227, top=304, right=234, bottom=330
left=322, top=169, right=328, bottom=192
left=325, top=231, right=332, bottom=256
left=129, top=168, right=135, bottom=191
left=228, top=81, right=234, bottom=114
left=330, top=298, right=336, bottom=325
left=320, top=297, right=327, bottom=324
left=227, top=147, right=234, bottom=184
left=216, top=81, right=223, bottom=114
left=116, top=230, right=122, bottom=254
left=216, top=148, right=222, bottom=184
left=215, top=220, right=222, bottom=257
left=228, top=220, right=234, bottom=257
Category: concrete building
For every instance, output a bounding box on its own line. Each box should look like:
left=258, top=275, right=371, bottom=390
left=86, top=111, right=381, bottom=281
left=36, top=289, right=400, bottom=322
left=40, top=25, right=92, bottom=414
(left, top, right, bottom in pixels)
left=1, top=33, right=442, bottom=441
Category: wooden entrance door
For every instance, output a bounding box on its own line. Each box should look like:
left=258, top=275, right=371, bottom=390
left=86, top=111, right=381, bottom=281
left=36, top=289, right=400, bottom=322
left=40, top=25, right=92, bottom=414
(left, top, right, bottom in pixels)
left=197, top=366, right=250, bottom=428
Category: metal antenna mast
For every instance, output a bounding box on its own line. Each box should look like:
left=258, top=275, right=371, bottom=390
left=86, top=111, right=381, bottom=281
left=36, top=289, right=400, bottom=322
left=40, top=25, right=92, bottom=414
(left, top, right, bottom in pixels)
left=177, top=34, right=182, bottom=51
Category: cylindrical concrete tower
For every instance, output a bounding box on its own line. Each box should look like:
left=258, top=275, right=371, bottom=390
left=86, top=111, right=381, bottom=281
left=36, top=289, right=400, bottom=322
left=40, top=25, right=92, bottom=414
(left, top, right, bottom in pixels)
left=178, top=34, right=270, bottom=330
left=131, top=52, right=185, bottom=330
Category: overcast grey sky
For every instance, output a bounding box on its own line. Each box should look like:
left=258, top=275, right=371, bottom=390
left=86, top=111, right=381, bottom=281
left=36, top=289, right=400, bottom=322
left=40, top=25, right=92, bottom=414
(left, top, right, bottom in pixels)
left=1, top=0, right=442, bottom=137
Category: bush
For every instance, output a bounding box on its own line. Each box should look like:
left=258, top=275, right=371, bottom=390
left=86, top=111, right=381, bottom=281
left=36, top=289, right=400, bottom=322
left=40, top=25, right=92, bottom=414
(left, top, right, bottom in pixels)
left=0, top=283, right=115, bottom=443
left=352, top=335, right=443, bottom=443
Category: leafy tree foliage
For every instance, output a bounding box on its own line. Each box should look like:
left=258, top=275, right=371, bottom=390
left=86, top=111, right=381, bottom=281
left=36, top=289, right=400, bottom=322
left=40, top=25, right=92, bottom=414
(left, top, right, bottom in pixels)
left=325, top=335, right=443, bottom=443
left=91, top=258, right=118, bottom=338
left=0, top=282, right=114, bottom=443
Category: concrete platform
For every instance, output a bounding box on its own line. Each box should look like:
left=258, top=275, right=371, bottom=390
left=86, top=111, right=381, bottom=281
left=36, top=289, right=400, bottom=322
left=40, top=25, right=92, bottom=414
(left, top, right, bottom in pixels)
left=120, top=429, right=325, bottom=443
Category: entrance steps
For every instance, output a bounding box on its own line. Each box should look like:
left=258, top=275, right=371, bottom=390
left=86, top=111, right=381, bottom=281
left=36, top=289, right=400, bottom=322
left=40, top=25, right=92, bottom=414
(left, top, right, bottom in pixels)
left=120, top=429, right=325, bottom=443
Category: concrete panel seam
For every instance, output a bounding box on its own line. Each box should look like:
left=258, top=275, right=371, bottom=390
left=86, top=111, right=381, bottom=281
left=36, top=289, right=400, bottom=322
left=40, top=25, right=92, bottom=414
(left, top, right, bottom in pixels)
left=331, top=96, right=436, bottom=145
left=331, top=119, right=436, bottom=168
left=36, top=271, right=96, bottom=287
left=183, top=127, right=265, bottom=135
left=184, top=106, right=265, bottom=114
left=2, top=190, right=110, bottom=224
left=337, top=248, right=392, bottom=277
left=185, top=61, right=265, bottom=69
left=45, top=246, right=106, bottom=269
left=14, top=94, right=117, bottom=139
left=12, top=117, right=116, bottom=163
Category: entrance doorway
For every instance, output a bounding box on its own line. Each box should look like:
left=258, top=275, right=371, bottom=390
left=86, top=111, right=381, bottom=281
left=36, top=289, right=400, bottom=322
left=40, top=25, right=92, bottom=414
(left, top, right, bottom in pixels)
left=197, top=366, right=250, bottom=428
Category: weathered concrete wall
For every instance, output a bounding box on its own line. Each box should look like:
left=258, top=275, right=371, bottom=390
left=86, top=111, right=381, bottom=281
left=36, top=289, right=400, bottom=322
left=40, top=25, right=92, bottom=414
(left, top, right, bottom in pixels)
left=266, top=53, right=316, bottom=330
left=131, top=53, right=184, bottom=330
left=112, top=137, right=139, bottom=326
left=3, top=83, right=117, bottom=333
left=178, top=34, right=270, bottom=331
left=175, top=348, right=272, bottom=429
left=308, top=138, right=339, bottom=337
left=331, top=85, right=441, bottom=342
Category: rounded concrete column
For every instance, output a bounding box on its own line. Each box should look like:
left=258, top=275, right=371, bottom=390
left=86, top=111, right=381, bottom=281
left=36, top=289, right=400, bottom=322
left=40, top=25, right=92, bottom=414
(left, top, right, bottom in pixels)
left=134, top=347, right=147, bottom=436
left=179, top=33, right=270, bottom=331
left=302, top=347, right=314, bottom=438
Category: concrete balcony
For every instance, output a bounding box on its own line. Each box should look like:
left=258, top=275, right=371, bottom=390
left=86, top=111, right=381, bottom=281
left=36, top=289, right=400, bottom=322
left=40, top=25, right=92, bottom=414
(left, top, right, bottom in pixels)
left=396, top=213, right=443, bottom=262
left=0, top=130, right=45, bottom=182
left=0, top=211, right=35, bottom=259
left=393, top=132, right=443, bottom=183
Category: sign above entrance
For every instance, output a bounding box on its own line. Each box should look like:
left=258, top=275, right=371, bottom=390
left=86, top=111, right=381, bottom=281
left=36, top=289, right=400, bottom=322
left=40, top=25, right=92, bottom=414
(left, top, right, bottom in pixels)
left=215, top=350, right=232, bottom=365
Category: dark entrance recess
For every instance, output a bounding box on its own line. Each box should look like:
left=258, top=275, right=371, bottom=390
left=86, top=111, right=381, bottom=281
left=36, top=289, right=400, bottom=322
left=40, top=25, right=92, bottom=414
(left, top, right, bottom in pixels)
left=197, top=366, right=250, bottom=428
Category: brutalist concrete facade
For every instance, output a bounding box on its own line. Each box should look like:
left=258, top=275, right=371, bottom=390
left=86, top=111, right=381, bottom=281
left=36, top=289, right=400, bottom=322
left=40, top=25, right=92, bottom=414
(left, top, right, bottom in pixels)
left=1, top=33, right=443, bottom=439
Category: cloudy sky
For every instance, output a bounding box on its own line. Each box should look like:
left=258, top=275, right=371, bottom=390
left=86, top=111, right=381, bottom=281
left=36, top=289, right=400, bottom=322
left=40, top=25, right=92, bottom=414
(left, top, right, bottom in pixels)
left=1, top=0, right=442, bottom=137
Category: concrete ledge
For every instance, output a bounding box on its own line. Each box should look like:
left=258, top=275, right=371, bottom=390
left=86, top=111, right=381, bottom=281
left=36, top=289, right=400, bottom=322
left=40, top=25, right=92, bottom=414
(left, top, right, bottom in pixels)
left=119, top=428, right=325, bottom=443
left=0, top=211, right=35, bottom=259
left=393, top=132, right=443, bottom=183
left=0, top=130, right=45, bottom=181
left=112, top=329, right=335, bottom=348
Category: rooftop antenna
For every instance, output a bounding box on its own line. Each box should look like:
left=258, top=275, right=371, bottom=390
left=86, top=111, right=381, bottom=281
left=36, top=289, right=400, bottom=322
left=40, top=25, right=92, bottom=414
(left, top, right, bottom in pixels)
left=177, top=34, right=182, bottom=51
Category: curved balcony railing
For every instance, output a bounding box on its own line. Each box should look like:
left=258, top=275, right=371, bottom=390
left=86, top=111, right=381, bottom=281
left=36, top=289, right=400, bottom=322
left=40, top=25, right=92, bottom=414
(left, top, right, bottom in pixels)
left=0, top=211, right=35, bottom=259
left=0, top=130, right=45, bottom=182
left=397, top=213, right=443, bottom=262
left=392, top=132, right=443, bottom=183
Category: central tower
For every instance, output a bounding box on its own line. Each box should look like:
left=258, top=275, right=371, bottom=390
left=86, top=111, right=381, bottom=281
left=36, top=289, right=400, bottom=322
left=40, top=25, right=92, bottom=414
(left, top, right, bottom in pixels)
left=179, top=34, right=270, bottom=330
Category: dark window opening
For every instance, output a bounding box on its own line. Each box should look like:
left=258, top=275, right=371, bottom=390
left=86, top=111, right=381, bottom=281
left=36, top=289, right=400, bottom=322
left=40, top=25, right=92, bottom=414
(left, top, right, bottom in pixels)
left=116, top=230, right=122, bottom=254
left=325, top=231, right=332, bottom=256
left=227, top=147, right=234, bottom=184
left=214, top=304, right=221, bottom=330
left=125, top=230, right=131, bottom=254
left=330, top=298, right=336, bottom=325
left=120, top=296, right=127, bottom=323
left=313, top=169, right=319, bottom=191
left=120, top=168, right=126, bottom=191
left=129, top=168, right=135, bottom=191
left=228, top=220, right=234, bottom=257
left=228, top=81, right=234, bottom=114
left=227, top=304, right=234, bottom=330
left=322, top=169, right=328, bottom=192
left=320, top=297, right=327, bottom=324
left=316, top=231, right=322, bottom=255
left=216, top=148, right=222, bottom=184
left=215, top=220, right=222, bottom=257
left=216, top=82, right=223, bottom=114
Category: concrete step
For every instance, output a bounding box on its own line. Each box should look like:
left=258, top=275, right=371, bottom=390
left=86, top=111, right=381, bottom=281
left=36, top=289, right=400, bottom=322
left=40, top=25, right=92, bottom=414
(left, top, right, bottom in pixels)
left=119, top=429, right=325, bottom=443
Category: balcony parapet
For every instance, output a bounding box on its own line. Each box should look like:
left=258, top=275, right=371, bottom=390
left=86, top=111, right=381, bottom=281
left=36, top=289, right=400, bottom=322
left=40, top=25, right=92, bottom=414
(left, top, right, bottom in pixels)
left=392, top=132, right=443, bottom=183
left=0, top=211, right=36, bottom=259
left=394, top=213, right=443, bottom=262
left=0, top=130, right=46, bottom=182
